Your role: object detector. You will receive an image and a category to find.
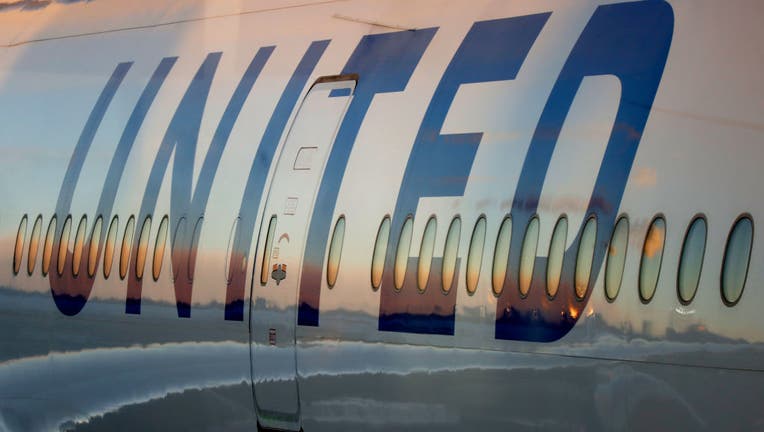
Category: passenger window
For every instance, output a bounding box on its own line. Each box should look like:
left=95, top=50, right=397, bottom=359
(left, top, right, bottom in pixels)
left=547, top=216, right=568, bottom=299
left=13, top=215, right=28, bottom=275
left=677, top=216, right=707, bottom=304
left=326, top=216, right=346, bottom=288
left=491, top=216, right=511, bottom=296
left=27, top=215, right=42, bottom=276
left=57, top=216, right=72, bottom=276
left=223, top=217, right=240, bottom=284
left=103, top=216, right=119, bottom=279
left=441, top=217, right=461, bottom=293
left=171, top=217, right=187, bottom=282
left=519, top=216, right=540, bottom=297
left=639, top=216, right=666, bottom=303
left=575, top=216, right=598, bottom=299
left=721, top=215, right=753, bottom=306
left=394, top=216, right=414, bottom=290
left=370, top=216, right=391, bottom=290
left=119, top=216, right=136, bottom=280
left=153, top=216, right=169, bottom=281
left=72, top=216, right=88, bottom=277
left=260, top=215, right=277, bottom=285
left=187, top=217, right=203, bottom=281
left=417, top=216, right=437, bottom=292
left=135, top=216, right=152, bottom=280
left=605, top=216, right=629, bottom=301
left=466, top=216, right=487, bottom=295
left=42, top=216, right=57, bottom=276
left=87, top=216, right=103, bottom=278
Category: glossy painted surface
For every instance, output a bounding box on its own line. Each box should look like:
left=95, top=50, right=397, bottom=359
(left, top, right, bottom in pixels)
left=0, top=0, right=763, bottom=430
left=253, top=77, right=354, bottom=430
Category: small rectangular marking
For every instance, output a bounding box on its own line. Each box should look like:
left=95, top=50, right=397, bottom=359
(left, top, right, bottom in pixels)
left=329, top=87, right=352, bottom=98
left=268, top=328, right=277, bottom=346
left=284, top=197, right=298, bottom=215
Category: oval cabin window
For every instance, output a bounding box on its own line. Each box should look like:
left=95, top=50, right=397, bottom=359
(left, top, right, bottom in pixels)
left=519, top=217, right=540, bottom=297
left=721, top=216, right=753, bottom=306
left=326, top=216, right=346, bottom=288
left=103, top=216, right=119, bottom=279
left=441, top=217, right=461, bottom=293
left=119, top=216, right=136, bottom=280
left=465, top=216, right=487, bottom=295
left=224, top=217, right=240, bottom=284
left=57, top=216, right=72, bottom=277
left=575, top=216, right=598, bottom=300
left=171, top=217, right=187, bottom=282
left=677, top=216, right=707, bottom=304
left=27, top=215, right=42, bottom=276
left=153, top=216, right=169, bottom=281
left=394, top=216, right=414, bottom=290
left=41, top=217, right=57, bottom=276
left=639, top=216, right=666, bottom=303
left=71, top=216, right=88, bottom=277
left=135, top=216, right=152, bottom=280
left=547, top=216, right=568, bottom=299
left=260, top=216, right=277, bottom=285
left=605, top=216, right=629, bottom=301
left=491, top=216, right=511, bottom=296
left=187, top=217, right=203, bottom=282
left=13, top=215, right=28, bottom=275
left=417, top=216, right=437, bottom=292
left=370, top=216, right=391, bottom=290
left=87, top=216, right=103, bottom=278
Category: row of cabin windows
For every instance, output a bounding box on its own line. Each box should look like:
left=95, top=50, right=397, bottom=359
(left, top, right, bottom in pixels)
left=13, top=214, right=187, bottom=282
left=15, top=212, right=754, bottom=308
left=322, top=213, right=754, bottom=307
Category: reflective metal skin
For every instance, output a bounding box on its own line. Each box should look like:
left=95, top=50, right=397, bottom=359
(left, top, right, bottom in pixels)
left=0, top=1, right=763, bottom=431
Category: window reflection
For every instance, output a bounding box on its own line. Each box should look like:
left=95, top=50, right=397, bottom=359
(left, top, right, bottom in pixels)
left=639, top=216, right=666, bottom=303
left=575, top=216, right=597, bottom=299
left=394, top=216, right=414, bottom=290
left=119, top=216, right=135, bottom=280
left=103, top=216, right=119, bottom=279
left=326, top=216, right=346, bottom=288
left=519, top=217, right=540, bottom=297
left=87, top=216, right=103, bottom=278
left=42, top=217, right=57, bottom=276
left=13, top=215, right=28, bottom=276
left=153, top=216, right=169, bottom=282
left=27, top=215, right=42, bottom=276
left=677, top=216, right=706, bottom=304
left=260, top=216, right=276, bottom=285
left=171, top=217, right=186, bottom=282
left=547, top=216, right=568, bottom=298
left=605, top=216, right=629, bottom=301
left=417, top=217, right=437, bottom=292
left=135, top=216, right=152, bottom=280
left=466, top=216, right=486, bottom=295
left=492, top=216, right=511, bottom=296
left=721, top=216, right=753, bottom=306
left=187, top=217, right=204, bottom=282
left=441, top=217, right=461, bottom=293
left=72, top=216, right=88, bottom=277
left=57, top=216, right=72, bottom=277
left=370, top=216, right=390, bottom=290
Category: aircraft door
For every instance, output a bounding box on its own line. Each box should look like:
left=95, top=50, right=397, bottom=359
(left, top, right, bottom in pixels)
left=251, top=76, right=356, bottom=431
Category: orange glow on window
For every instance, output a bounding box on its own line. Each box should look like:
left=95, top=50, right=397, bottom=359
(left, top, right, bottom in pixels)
left=644, top=224, right=665, bottom=258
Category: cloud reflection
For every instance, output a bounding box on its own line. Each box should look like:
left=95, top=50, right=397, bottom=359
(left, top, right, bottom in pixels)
left=643, top=222, right=665, bottom=259
left=0, top=341, right=250, bottom=431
